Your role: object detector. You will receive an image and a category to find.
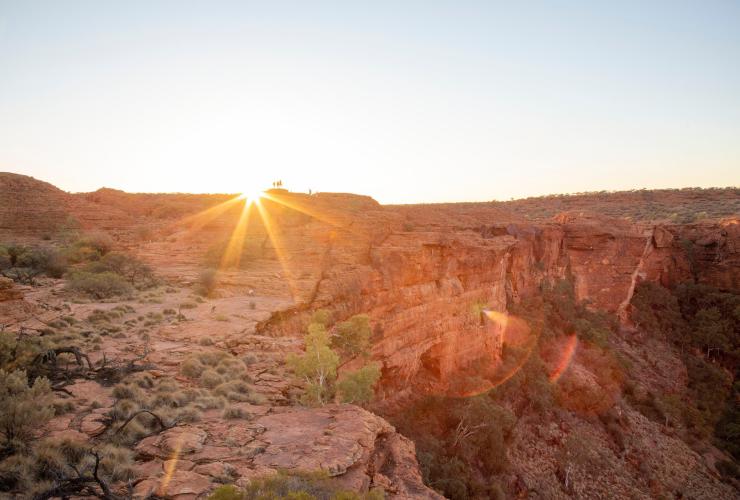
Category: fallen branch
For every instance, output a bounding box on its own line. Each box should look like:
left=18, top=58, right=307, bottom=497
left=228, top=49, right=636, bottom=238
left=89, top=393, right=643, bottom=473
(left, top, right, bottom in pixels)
left=115, top=409, right=171, bottom=436
left=32, top=347, right=93, bottom=370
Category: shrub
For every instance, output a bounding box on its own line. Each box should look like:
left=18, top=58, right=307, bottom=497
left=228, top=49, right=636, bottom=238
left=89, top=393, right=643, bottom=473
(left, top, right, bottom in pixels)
left=223, top=406, right=250, bottom=419
left=74, top=232, right=113, bottom=256
left=338, top=363, right=381, bottom=404
left=196, top=268, right=218, bottom=296
left=287, top=326, right=339, bottom=406
left=66, top=271, right=133, bottom=298
left=0, top=245, right=68, bottom=281
left=332, top=315, right=371, bottom=358
left=0, top=370, right=54, bottom=450
left=0, top=246, right=11, bottom=270
left=200, top=369, right=224, bottom=389
left=85, top=252, right=155, bottom=288
left=311, top=309, right=332, bottom=327
left=4, top=438, right=135, bottom=497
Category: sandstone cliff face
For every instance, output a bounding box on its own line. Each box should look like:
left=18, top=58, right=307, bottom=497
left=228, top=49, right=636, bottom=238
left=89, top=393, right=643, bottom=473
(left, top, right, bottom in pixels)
left=228, top=199, right=738, bottom=400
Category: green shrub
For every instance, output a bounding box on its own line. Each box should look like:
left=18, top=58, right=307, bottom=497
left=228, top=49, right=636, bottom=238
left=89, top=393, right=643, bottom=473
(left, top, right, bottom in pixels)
left=287, top=325, right=339, bottom=406
left=331, top=315, right=371, bottom=358
left=311, top=309, right=332, bottom=327
left=66, top=271, right=133, bottom=298
left=83, top=252, right=155, bottom=288
left=0, top=245, right=68, bottom=281
left=337, top=363, right=381, bottom=404
left=0, top=370, right=54, bottom=450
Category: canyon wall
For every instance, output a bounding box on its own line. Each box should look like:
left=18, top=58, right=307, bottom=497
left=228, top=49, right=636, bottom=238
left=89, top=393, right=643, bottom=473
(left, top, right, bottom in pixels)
left=243, top=197, right=738, bottom=400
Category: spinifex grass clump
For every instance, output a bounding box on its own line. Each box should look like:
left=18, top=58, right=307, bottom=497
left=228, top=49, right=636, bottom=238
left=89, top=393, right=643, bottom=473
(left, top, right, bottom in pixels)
left=180, top=350, right=265, bottom=404
left=108, top=373, right=209, bottom=445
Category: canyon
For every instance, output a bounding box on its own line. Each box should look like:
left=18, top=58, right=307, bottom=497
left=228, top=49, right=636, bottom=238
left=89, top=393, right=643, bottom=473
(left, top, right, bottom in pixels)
left=1, top=172, right=738, bottom=499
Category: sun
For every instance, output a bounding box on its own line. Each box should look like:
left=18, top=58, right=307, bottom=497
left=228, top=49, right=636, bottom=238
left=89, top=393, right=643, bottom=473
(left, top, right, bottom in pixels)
left=239, top=188, right=263, bottom=205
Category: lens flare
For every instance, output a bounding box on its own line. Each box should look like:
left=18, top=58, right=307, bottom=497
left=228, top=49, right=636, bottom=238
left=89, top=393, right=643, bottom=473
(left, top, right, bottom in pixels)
left=549, top=334, right=578, bottom=383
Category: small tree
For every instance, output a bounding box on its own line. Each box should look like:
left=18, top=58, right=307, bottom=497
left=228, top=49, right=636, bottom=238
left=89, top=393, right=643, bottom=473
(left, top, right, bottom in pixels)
left=287, top=323, right=339, bottom=405
left=311, top=309, right=332, bottom=327
left=332, top=315, right=371, bottom=358
left=92, top=252, right=155, bottom=287
left=0, top=370, right=54, bottom=450
left=337, top=363, right=381, bottom=404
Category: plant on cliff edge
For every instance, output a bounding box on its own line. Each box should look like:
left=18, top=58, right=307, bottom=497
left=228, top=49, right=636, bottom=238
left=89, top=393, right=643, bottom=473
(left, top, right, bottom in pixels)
left=331, top=314, right=371, bottom=358
left=337, top=363, right=381, bottom=404
left=287, top=322, right=340, bottom=405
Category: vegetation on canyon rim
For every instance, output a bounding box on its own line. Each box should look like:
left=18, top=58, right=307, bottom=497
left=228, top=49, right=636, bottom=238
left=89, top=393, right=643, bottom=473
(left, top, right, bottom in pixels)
left=1, top=232, right=156, bottom=298
left=286, top=310, right=381, bottom=406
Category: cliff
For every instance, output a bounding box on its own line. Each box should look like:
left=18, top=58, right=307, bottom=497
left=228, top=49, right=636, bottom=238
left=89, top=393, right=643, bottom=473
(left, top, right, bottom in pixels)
left=1, top=173, right=737, bottom=498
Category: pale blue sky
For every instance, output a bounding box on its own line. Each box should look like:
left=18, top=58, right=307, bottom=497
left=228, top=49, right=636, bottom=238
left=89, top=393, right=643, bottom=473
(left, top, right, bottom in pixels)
left=1, top=1, right=738, bottom=203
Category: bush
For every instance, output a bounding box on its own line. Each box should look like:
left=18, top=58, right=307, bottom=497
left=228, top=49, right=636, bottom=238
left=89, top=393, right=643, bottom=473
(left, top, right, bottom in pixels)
left=0, top=245, right=68, bottom=281
left=287, top=323, right=340, bottom=406
left=73, top=232, right=113, bottom=257
left=311, top=309, right=333, bottom=327
left=223, top=406, right=250, bottom=419
left=66, top=271, right=133, bottom=298
left=332, top=315, right=371, bottom=358
left=0, top=370, right=54, bottom=450
left=196, top=268, right=218, bottom=296
left=338, top=363, right=381, bottom=404
left=0, top=246, right=10, bottom=270
left=84, top=252, right=155, bottom=288
left=0, top=438, right=135, bottom=497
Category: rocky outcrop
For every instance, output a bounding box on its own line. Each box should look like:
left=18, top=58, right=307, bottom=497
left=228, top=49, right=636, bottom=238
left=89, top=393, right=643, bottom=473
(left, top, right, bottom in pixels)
left=133, top=405, right=440, bottom=499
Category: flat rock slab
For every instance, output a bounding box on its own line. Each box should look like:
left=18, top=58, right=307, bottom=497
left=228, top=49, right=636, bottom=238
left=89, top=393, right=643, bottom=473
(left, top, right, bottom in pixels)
left=253, top=404, right=392, bottom=476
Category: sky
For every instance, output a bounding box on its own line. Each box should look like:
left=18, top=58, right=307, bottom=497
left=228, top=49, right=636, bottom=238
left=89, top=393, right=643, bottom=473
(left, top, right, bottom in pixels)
left=1, top=1, right=739, bottom=204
